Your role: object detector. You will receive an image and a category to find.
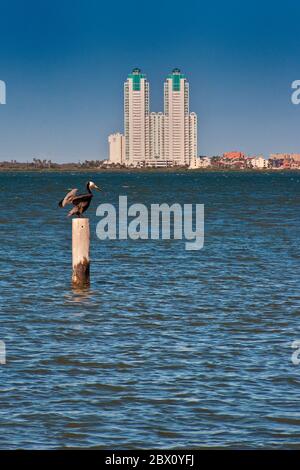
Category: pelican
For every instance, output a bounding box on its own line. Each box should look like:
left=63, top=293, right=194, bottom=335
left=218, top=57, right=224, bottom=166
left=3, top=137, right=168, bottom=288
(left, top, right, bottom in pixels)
left=59, top=181, right=101, bottom=217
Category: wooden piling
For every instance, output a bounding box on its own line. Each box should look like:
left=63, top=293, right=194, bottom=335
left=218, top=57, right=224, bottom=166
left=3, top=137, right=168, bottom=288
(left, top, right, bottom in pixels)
left=72, top=218, right=90, bottom=287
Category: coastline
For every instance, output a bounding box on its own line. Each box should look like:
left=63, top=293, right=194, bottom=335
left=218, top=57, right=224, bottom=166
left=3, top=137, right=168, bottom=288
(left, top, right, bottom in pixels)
left=0, top=167, right=299, bottom=173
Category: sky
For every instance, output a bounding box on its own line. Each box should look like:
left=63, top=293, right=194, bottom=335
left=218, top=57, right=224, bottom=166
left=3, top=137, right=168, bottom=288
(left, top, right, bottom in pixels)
left=0, top=0, right=300, bottom=162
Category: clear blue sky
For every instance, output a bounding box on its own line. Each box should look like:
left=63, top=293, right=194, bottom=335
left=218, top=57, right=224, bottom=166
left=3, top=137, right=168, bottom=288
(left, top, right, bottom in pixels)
left=0, top=0, right=300, bottom=162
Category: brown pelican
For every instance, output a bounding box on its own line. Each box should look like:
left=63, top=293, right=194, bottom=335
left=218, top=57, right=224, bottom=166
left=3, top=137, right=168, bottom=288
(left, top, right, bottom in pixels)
left=59, top=181, right=101, bottom=217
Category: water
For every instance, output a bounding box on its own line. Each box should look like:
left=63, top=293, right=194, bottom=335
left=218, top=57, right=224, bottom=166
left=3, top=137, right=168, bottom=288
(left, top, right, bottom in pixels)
left=0, top=170, right=300, bottom=449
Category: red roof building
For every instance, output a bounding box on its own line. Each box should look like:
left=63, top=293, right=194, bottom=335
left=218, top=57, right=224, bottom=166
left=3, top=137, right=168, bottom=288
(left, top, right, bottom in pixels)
left=223, top=152, right=245, bottom=160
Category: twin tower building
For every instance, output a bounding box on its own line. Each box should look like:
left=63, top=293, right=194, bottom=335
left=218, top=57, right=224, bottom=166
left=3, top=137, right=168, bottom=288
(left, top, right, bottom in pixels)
left=108, top=68, right=198, bottom=167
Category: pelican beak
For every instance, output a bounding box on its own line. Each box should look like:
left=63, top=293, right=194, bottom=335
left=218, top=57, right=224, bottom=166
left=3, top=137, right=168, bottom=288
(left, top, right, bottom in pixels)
left=95, top=185, right=102, bottom=191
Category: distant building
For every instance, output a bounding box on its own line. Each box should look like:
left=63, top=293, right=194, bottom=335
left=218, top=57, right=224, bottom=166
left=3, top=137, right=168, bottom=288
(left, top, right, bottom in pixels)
left=291, top=154, right=300, bottom=162
left=269, top=153, right=300, bottom=169
left=290, top=154, right=300, bottom=168
left=164, top=68, right=197, bottom=166
left=223, top=151, right=245, bottom=160
left=108, top=133, right=125, bottom=164
left=269, top=154, right=284, bottom=168
left=189, top=156, right=199, bottom=169
left=124, top=68, right=150, bottom=165
left=146, top=159, right=174, bottom=168
left=250, top=156, right=269, bottom=169
left=109, top=68, right=198, bottom=167
left=149, top=112, right=164, bottom=161
left=270, top=153, right=289, bottom=160
left=189, top=112, right=198, bottom=162
left=199, top=157, right=211, bottom=168
left=189, top=156, right=211, bottom=169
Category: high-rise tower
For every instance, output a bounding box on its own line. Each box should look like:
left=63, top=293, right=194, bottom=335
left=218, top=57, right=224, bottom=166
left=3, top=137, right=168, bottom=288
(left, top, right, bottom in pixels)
left=189, top=112, right=197, bottom=161
left=164, top=68, right=197, bottom=165
left=124, top=68, right=150, bottom=165
left=109, top=68, right=198, bottom=166
left=149, top=112, right=164, bottom=161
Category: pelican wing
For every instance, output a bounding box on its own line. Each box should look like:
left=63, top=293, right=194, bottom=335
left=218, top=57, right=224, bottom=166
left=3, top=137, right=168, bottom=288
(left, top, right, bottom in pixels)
left=59, top=188, right=78, bottom=207
left=71, top=193, right=93, bottom=205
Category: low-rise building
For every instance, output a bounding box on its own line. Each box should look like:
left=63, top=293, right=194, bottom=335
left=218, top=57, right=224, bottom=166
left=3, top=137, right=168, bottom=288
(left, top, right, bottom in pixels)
left=188, top=156, right=211, bottom=169
left=250, top=156, right=269, bottom=169
left=223, top=151, right=245, bottom=160
left=269, top=153, right=300, bottom=169
left=108, top=133, right=125, bottom=164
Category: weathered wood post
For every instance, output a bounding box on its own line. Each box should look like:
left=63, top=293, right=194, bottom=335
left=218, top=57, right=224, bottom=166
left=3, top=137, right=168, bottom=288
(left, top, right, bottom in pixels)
left=72, top=218, right=90, bottom=287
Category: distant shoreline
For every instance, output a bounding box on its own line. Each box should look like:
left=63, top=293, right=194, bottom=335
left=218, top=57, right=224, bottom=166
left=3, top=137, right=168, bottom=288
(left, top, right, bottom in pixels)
left=0, top=167, right=299, bottom=173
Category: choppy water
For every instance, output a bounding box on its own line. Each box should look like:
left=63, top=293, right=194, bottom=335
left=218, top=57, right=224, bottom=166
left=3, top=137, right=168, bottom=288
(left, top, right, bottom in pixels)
left=0, top=170, right=300, bottom=449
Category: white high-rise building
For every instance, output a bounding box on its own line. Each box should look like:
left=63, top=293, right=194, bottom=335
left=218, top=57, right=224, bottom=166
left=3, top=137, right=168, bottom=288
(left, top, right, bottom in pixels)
left=149, top=112, right=164, bottom=160
left=108, top=133, right=125, bottom=164
left=164, top=68, right=197, bottom=165
left=189, top=112, right=197, bottom=161
left=164, top=68, right=189, bottom=165
left=124, top=68, right=150, bottom=165
left=108, top=68, right=198, bottom=167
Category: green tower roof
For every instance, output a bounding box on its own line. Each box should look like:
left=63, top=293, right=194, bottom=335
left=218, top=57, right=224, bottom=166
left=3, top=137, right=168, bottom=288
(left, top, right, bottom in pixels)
left=167, top=68, right=186, bottom=91
left=128, top=68, right=146, bottom=91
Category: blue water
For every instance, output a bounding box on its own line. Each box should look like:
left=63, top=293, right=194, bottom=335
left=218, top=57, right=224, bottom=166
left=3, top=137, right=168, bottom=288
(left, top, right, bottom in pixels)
left=1, top=170, right=300, bottom=449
